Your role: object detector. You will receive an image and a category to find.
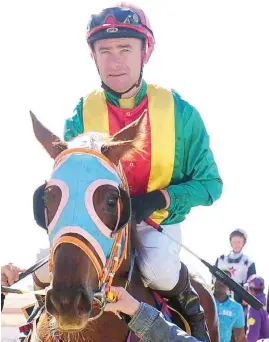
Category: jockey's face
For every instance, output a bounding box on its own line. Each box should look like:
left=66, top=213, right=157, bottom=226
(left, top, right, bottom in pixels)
left=93, top=37, right=143, bottom=94
left=231, top=236, right=245, bottom=253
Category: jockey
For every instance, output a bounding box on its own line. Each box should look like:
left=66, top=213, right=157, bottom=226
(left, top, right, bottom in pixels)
left=64, top=3, right=223, bottom=340
left=215, top=229, right=256, bottom=304
left=245, top=275, right=269, bottom=342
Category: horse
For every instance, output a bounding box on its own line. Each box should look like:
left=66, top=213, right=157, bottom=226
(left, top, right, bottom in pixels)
left=26, top=111, right=219, bottom=341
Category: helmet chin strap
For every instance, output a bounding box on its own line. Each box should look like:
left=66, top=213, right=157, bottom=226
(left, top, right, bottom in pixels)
left=101, top=65, right=143, bottom=99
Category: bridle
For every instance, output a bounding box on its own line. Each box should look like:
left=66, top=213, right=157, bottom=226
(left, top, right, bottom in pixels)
left=47, top=148, right=132, bottom=321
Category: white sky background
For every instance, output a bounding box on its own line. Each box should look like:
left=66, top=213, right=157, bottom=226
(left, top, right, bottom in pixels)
left=1, top=0, right=269, bottom=290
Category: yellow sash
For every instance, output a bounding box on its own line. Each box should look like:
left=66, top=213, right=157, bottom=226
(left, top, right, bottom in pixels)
left=83, top=85, right=176, bottom=224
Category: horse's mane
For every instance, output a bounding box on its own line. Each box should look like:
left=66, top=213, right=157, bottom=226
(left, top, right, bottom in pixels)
left=190, top=270, right=212, bottom=291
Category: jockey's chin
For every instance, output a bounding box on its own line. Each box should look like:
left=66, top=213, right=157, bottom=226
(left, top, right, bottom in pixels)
left=105, top=75, right=133, bottom=93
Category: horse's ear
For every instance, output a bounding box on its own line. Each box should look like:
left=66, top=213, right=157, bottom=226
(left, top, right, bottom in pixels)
left=30, top=111, right=68, bottom=159
left=101, top=111, right=148, bottom=165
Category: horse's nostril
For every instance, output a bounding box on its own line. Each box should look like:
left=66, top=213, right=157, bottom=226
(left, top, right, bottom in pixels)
left=77, top=290, right=92, bottom=316
left=45, top=289, right=57, bottom=316
left=45, top=287, right=92, bottom=317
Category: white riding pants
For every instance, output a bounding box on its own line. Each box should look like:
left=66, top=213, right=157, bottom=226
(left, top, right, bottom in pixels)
left=135, top=221, right=182, bottom=291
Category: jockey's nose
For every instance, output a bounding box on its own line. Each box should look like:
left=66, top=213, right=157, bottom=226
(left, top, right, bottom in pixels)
left=46, top=286, right=92, bottom=317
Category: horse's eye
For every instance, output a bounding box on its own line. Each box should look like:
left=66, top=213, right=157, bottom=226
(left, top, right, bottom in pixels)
left=106, top=194, right=118, bottom=212
left=43, top=186, right=62, bottom=226
left=107, top=196, right=118, bottom=208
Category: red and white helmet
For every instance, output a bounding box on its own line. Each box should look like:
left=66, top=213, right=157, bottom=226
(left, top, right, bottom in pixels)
left=86, top=3, right=155, bottom=64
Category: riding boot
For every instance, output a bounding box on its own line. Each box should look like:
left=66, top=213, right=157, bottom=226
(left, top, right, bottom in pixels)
left=157, top=263, right=210, bottom=342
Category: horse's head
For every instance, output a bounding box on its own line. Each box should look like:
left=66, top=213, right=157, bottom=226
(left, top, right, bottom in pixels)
left=30, top=112, right=147, bottom=332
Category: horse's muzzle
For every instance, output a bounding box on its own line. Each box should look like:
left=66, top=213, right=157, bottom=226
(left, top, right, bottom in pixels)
left=46, top=285, right=93, bottom=323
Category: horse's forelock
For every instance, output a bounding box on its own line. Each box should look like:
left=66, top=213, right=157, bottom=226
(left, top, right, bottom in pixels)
left=68, top=132, right=109, bottom=152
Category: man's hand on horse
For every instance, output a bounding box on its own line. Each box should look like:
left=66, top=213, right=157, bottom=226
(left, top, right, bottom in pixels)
left=131, top=190, right=170, bottom=224
left=1, top=264, right=26, bottom=287
left=104, top=286, right=140, bottom=317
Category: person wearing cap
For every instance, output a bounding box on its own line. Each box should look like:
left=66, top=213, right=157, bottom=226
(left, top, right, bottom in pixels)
left=245, top=275, right=269, bottom=342
left=215, top=229, right=256, bottom=304
left=33, top=3, right=223, bottom=341
left=213, top=269, right=246, bottom=342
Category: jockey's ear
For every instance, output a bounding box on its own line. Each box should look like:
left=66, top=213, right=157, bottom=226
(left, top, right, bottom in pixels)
left=101, top=112, right=147, bottom=166
left=30, top=111, right=68, bottom=159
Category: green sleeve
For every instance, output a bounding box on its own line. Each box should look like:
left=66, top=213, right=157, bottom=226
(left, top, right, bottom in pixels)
left=63, top=97, right=84, bottom=142
left=166, top=97, right=223, bottom=220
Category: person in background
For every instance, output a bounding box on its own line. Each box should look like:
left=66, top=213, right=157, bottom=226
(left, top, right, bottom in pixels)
left=213, top=269, right=246, bottom=342
left=1, top=264, right=25, bottom=311
left=245, top=275, right=269, bottom=342
left=215, top=229, right=256, bottom=304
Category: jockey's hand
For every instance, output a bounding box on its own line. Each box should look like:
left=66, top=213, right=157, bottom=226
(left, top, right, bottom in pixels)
left=104, top=286, right=140, bottom=317
left=1, top=264, right=26, bottom=288
left=131, top=190, right=169, bottom=224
